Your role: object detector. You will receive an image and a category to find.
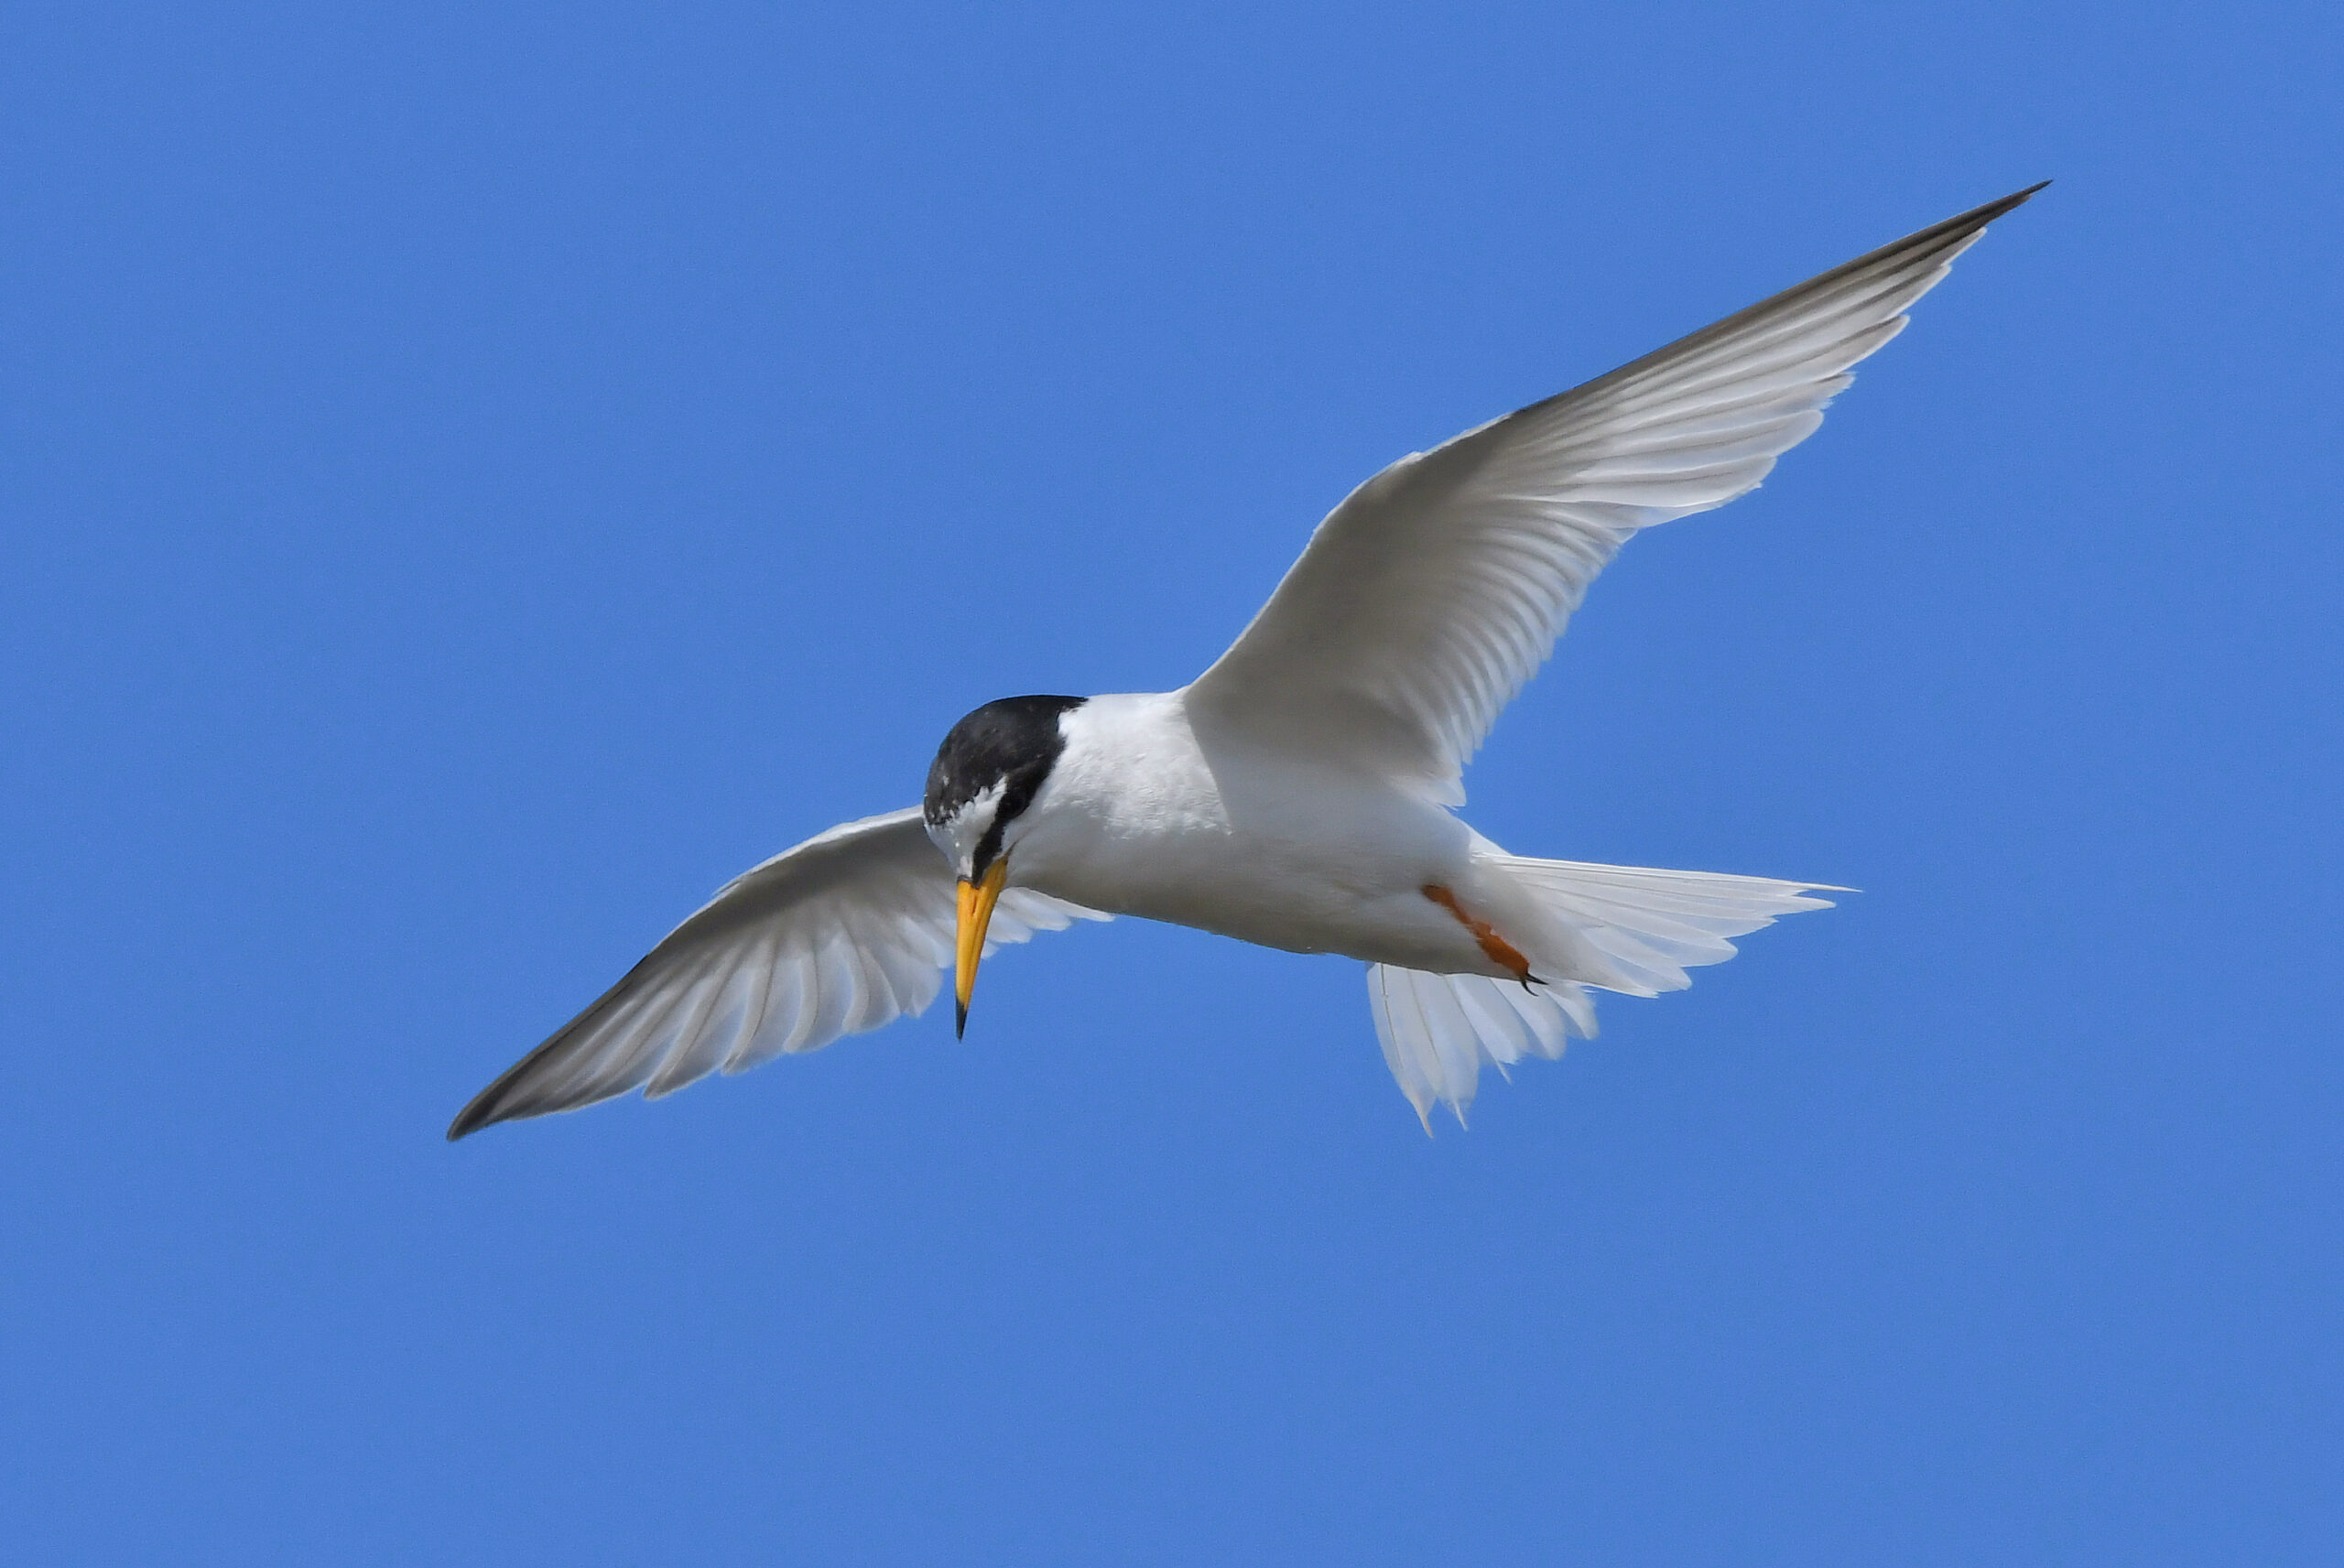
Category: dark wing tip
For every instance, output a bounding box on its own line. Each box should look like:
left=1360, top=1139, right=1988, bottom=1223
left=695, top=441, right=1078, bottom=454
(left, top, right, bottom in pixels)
left=1876, top=179, right=2051, bottom=264
left=446, top=1065, right=536, bottom=1140
left=1968, top=179, right=2052, bottom=224
left=1928, top=181, right=2046, bottom=243
left=443, top=960, right=655, bottom=1142
left=1532, top=180, right=2052, bottom=422
left=444, top=1092, right=503, bottom=1141
left=443, top=1042, right=586, bottom=1142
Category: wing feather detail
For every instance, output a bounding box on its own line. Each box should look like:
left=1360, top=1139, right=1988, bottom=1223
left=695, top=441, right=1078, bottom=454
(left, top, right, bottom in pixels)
left=447, top=807, right=1106, bottom=1138
left=1188, top=186, right=2042, bottom=802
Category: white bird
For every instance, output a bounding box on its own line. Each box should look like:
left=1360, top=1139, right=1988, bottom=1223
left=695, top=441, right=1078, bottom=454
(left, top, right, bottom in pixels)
left=449, top=184, right=2041, bottom=1140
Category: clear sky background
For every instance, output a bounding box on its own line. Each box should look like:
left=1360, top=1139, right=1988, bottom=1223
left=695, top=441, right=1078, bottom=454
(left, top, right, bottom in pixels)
left=4, top=3, right=2338, bottom=1563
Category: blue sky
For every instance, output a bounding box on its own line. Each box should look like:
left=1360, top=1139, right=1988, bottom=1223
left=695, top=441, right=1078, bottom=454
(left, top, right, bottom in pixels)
left=4, top=2, right=2338, bottom=1563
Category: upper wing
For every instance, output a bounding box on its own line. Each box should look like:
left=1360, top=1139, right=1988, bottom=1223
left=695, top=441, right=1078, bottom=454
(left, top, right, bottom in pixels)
left=1186, top=185, right=2044, bottom=804
left=446, top=807, right=1105, bottom=1138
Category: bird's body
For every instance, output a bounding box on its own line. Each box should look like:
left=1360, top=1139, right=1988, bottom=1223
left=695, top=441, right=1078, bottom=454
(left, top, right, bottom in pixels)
left=1012, top=691, right=1492, bottom=976
left=449, top=184, right=2043, bottom=1139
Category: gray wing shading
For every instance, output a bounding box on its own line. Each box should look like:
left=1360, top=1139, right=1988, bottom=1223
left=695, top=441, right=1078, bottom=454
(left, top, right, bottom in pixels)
left=1186, top=184, right=2044, bottom=805
left=447, top=807, right=1106, bottom=1138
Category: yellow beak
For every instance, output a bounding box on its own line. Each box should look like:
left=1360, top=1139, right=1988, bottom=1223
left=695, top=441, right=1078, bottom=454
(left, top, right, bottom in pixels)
left=953, top=859, right=1010, bottom=1037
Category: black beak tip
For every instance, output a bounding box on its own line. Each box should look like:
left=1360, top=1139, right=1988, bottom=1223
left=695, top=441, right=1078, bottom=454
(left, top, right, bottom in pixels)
left=954, top=999, right=969, bottom=1039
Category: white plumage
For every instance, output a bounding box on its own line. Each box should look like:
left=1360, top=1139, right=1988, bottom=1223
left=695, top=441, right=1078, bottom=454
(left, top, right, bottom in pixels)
left=453, top=811, right=1104, bottom=1130
left=450, top=185, right=2038, bottom=1140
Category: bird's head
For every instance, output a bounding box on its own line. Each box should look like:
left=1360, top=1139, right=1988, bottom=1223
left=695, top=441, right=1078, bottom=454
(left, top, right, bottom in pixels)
left=924, top=695, right=1084, bottom=1036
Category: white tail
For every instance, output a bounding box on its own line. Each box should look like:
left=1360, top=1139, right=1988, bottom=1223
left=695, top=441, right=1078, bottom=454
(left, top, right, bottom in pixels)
left=1368, top=857, right=1840, bottom=1130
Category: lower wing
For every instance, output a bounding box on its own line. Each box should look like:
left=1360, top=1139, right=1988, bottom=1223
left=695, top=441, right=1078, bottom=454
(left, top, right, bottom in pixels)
left=447, top=807, right=1106, bottom=1139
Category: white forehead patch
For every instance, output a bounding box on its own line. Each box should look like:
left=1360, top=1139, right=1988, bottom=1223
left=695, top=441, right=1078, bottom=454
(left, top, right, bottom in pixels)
left=924, top=779, right=1004, bottom=873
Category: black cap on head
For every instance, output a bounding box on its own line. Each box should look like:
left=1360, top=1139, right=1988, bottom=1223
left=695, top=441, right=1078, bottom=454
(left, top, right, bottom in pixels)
left=924, top=696, right=1084, bottom=878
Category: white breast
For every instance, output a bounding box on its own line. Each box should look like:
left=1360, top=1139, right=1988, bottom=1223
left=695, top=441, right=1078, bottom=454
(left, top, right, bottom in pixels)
left=1007, top=690, right=1489, bottom=969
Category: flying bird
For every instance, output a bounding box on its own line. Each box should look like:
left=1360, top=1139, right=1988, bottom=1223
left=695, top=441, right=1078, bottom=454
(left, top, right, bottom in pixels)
left=449, top=184, right=2042, bottom=1140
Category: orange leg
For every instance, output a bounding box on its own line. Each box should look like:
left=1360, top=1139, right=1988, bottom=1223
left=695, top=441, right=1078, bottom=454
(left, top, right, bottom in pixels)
left=1422, top=885, right=1538, bottom=986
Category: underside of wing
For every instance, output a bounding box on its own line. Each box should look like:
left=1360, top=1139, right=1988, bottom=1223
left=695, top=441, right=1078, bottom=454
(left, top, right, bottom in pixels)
left=447, top=808, right=1105, bottom=1138
left=1187, top=185, right=2044, bottom=803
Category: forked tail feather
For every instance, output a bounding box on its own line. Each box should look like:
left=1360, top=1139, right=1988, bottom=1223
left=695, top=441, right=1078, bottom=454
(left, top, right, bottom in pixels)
left=1368, top=857, right=1841, bottom=1130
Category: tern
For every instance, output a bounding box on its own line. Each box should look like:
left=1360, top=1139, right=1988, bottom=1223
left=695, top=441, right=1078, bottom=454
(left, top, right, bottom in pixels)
left=449, top=184, right=2041, bottom=1140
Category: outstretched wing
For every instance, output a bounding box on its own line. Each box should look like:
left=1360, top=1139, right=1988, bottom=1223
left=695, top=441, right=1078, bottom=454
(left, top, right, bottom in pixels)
left=448, top=808, right=1105, bottom=1138
left=1186, top=185, right=2043, bottom=804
